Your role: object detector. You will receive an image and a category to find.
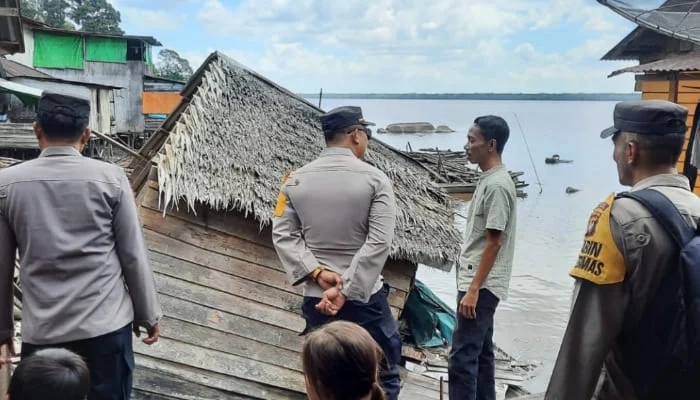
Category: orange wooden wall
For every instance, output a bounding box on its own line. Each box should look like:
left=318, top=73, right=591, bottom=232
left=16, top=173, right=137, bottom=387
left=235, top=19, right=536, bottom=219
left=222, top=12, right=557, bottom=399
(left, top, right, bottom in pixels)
left=641, top=78, right=700, bottom=196
left=143, top=92, right=182, bottom=115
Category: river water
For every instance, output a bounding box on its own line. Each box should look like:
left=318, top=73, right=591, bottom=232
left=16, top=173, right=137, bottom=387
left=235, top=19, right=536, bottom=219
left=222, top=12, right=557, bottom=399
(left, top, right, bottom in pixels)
left=309, top=97, right=628, bottom=393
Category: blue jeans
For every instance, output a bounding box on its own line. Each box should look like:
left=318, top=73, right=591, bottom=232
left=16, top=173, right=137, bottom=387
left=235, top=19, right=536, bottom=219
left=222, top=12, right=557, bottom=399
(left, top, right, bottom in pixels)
left=448, top=289, right=500, bottom=400
left=301, top=284, right=402, bottom=400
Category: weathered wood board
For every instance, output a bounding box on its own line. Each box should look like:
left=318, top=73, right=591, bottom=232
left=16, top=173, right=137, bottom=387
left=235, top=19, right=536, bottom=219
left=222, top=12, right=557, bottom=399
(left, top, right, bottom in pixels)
left=133, top=178, right=419, bottom=399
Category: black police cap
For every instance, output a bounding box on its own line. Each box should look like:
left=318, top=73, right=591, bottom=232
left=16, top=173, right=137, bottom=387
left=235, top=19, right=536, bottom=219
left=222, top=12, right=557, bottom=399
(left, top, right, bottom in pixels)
left=600, top=99, right=688, bottom=139
left=320, top=106, right=375, bottom=134
left=37, top=92, right=90, bottom=121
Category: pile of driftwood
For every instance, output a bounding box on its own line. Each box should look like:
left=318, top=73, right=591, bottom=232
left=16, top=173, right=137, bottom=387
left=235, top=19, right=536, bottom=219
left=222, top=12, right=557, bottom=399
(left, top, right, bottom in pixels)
left=404, top=146, right=528, bottom=197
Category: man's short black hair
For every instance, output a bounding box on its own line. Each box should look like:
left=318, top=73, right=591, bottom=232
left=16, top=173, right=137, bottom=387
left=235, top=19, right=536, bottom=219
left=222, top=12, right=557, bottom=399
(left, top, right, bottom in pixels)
left=474, top=115, right=510, bottom=154
left=36, top=111, right=88, bottom=142
left=9, top=348, right=90, bottom=400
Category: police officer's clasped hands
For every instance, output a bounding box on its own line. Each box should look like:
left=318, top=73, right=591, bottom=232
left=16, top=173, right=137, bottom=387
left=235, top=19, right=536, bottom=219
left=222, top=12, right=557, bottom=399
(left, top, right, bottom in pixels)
left=314, top=269, right=345, bottom=316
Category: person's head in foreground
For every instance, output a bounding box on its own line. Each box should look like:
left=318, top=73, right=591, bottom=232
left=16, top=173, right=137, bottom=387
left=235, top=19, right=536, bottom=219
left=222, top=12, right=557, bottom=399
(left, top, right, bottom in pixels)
left=6, top=348, right=90, bottom=400
left=320, top=106, right=375, bottom=159
left=33, top=91, right=91, bottom=151
left=302, top=321, right=385, bottom=400
left=600, top=99, right=688, bottom=187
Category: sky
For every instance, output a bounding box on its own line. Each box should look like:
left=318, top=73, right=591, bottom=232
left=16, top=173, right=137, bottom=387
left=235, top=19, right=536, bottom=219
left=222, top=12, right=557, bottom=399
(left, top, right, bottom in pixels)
left=109, top=0, right=641, bottom=94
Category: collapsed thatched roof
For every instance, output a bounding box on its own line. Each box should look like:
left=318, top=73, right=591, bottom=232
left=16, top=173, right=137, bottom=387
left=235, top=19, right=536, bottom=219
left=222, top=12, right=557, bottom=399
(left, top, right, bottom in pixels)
left=132, top=51, right=461, bottom=270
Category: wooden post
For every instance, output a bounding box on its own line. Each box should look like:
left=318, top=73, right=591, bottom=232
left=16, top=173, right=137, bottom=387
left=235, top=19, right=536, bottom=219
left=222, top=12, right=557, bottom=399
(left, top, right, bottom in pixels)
left=318, top=88, right=323, bottom=108
left=0, top=346, right=10, bottom=396
left=669, top=72, right=679, bottom=103
left=439, top=376, right=444, bottom=400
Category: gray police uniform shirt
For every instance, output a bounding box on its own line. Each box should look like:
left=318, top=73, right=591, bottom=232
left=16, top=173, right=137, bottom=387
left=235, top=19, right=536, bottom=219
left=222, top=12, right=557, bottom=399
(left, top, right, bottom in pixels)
left=546, top=174, right=700, bottom=400
left=457, top=164, right=517, bottom=300
left=271, top=147, right=397, bottom=303
left=0, top=147, right=162, bottom=345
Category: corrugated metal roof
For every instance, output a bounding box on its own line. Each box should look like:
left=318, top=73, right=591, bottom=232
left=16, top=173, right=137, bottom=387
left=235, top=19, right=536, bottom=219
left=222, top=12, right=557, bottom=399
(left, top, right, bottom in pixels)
left=0, top=57, right=53, bottom=79
left=23, top=16, right=162, bottom=46
left=0, top=58, right=123, bottom=89
left=0, top=77, right=43, bottom=102
left=608, top=52, right=700, bottom=77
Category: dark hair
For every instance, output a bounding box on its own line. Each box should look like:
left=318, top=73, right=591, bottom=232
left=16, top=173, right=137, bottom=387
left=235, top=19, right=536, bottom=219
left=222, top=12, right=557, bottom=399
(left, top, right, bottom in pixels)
left=36, top=111, right=88, bottom=142
left=8, top=348, right=90, bottom=400
left=474, top=115, right=510, bottom=154
left=302, top=321, right=385, bottom=400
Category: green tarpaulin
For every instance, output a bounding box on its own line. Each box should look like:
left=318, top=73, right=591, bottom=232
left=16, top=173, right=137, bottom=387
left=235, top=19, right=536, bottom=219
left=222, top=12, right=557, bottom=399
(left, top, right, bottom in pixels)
left=86, top=36, right=126, bottom=63
left=403, top=279, right=456, bottom=348
left=33, top=31, right=84, bottom=69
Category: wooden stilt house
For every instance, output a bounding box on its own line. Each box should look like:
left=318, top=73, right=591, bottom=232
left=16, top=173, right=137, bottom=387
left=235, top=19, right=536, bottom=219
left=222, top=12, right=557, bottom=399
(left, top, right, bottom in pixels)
left=602, top=4, right=700, bottom=195
left=126, top=51, right=462, bottom=399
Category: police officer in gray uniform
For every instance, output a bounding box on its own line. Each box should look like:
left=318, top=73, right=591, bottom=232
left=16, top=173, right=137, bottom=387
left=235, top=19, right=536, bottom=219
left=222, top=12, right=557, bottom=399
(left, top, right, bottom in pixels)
left=272, top=106, right=402, bottom=399
left=546, top=100, right=700, bottom=399
left=0, top=92, right=162, bottom=400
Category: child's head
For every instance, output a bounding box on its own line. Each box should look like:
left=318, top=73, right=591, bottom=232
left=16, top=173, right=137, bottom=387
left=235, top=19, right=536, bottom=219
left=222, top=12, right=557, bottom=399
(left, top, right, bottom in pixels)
left=7, top=348, right=90, bottom=400
left=302, top=321, right=386, bottom=400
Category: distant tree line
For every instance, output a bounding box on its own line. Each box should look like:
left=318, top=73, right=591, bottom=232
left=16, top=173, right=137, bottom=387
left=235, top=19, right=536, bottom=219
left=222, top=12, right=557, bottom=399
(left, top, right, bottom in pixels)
left=19, top=0, right=194, bottom=81
left=301, top=93, right=642, bottom=101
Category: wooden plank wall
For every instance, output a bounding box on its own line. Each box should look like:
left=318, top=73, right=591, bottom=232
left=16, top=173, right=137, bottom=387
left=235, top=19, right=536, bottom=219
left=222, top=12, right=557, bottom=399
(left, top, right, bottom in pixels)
left=641, top=76, right=700, bottom=196
left=131, top=180, right=417, bottom=399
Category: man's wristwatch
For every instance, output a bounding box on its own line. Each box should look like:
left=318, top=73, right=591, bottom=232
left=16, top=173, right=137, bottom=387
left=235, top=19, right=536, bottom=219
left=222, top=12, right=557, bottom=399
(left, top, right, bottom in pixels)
left=310, top=266, right=325, bottom=282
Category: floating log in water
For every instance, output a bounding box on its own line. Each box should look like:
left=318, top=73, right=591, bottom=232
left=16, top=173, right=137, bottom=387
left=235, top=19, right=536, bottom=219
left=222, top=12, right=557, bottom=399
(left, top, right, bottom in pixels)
left=545, top=154, right=573, bottom=164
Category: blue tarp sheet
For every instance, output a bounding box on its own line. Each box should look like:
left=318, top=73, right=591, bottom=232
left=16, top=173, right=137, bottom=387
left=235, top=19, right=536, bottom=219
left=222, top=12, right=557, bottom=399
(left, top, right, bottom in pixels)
left=403, top=279, right=456, bottom=348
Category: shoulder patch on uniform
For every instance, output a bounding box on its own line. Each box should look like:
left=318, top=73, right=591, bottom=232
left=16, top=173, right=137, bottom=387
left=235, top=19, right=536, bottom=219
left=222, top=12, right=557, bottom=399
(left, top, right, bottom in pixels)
left=274, top=172, right=291, bottom=217
left=569, top=192, right=626, bottom=285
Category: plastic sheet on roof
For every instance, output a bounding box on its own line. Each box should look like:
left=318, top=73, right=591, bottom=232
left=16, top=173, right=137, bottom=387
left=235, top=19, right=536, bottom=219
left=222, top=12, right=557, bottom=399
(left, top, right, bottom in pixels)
left=598, top=0, right=700, bottom=45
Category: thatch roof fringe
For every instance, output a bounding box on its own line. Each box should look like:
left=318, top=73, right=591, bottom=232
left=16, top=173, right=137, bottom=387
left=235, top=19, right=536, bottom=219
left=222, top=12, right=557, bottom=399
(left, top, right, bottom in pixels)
left=152, top=52, right=462, bottom=269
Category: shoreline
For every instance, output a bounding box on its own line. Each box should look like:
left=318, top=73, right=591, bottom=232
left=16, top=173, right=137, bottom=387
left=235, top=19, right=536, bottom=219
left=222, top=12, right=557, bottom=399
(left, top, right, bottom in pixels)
left=300, top=93, right=640, bottom=102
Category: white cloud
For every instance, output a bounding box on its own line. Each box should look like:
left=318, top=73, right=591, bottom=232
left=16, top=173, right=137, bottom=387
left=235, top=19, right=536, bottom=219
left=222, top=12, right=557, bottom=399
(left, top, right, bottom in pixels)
left=515, top=42, right=537, bottom=61
left=120, top=8, right=185, bottom=31
left=179, top=0, right=639, bottom=93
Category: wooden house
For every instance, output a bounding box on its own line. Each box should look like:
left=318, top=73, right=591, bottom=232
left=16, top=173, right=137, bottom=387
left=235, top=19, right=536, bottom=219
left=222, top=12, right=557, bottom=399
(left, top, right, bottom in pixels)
left=602, top=3, right=700, bottom=195
left=5, top=17, right=161, bottom=136
left=125, top=51, right=462, bottom=399
left=1, top=57, right=119, bottom=130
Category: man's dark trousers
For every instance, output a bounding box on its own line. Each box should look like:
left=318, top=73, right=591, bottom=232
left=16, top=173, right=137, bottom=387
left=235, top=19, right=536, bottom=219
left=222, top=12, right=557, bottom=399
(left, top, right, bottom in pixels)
left=302, top=284, right=402, bottom=400
left=448, top=288, right=500, bottom=400
left=21, top=324, right=134, bottom=400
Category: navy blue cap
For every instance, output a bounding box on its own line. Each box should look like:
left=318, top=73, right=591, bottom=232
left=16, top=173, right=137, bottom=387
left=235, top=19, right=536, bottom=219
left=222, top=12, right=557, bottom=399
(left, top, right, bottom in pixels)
left=320, top=106, right=375, bottom=134
left=37, top=92, right=90, bottom=121
left=600, top=100, right=688, bottom=138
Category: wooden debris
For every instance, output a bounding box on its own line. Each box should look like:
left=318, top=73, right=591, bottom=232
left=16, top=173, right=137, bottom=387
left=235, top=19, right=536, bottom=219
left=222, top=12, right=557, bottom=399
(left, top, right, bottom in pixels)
left=0, top=123, right=37, bottom=149
left=400, top=343, right=537, bottom=399
left=402, top=147, right=529, bottom=197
